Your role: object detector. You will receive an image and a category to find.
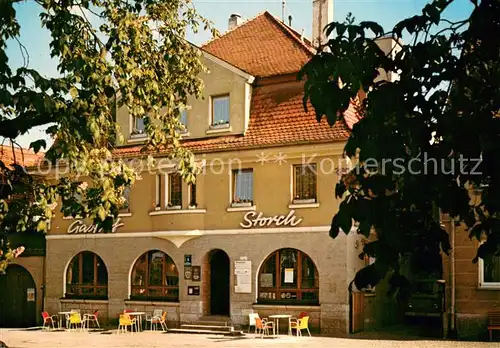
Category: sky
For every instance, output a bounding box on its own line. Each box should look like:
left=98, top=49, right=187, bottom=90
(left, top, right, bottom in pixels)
left=5, top=0, right=474, bottom=151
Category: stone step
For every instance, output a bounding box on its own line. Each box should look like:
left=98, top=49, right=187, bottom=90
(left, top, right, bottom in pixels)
left=193, top=320, right=231, bottom=327
left=198, top=315, right=231, bottom=322
left=167, top=328, right=244, bottom=336
left=181, top=324, right=232, bottom=332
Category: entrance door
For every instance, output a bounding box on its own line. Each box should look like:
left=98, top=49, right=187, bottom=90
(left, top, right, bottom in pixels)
left=0, top=264, right=37, bottom=328
left=210, top=250, right=230, bottom=316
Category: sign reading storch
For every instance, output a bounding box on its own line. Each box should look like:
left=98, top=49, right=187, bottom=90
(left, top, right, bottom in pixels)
left=67, top=218, right=124, bottom=234
left=240, top=210, right=303, bottom=228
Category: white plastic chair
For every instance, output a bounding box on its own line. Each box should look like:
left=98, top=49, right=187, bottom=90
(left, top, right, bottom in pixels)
left=248, top=312, right=260, bottom=333
left=145, top=309, right=163, bottom=331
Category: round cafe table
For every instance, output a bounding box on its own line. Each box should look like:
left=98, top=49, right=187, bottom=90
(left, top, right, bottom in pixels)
left=268, top=314, right=292, bottom=336
left=58, top=311, right=72, bottom=329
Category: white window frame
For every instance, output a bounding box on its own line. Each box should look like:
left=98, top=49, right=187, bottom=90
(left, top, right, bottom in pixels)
left=211, top=95, right=230, bottom=128
left=478, top=256, right=500, bottom=289
left=155, top=174, right=162, bottom=210
left=227, top=168, right=255, bottom=212
left=130, top=115, right=146, bottom=138
left=290, top=163, right=318, bottom=206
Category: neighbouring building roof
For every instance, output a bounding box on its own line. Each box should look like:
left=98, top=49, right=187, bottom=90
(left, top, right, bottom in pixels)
left=0, top=144, right=43, bottom=168
left=201, top=11, right=315, bottom=78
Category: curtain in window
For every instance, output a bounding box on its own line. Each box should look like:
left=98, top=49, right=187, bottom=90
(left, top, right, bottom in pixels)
left=234, top=170, right=253, bottom=201
left=120, top=187, right=130, bottom=212
left=134, top=117, right=145, bottom=131
left=213, top=96, right=229, bottom=124
left=180, top=110, right=188, bottom=126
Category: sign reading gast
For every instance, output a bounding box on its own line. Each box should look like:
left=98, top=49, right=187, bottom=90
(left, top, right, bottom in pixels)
left=67, top=218, right=124, bottom=234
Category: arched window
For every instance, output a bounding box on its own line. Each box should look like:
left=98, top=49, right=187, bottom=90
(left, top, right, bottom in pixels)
left=258, top=248, right=319, bottom=304
left=65, top=251, right=108, bottom=299
left=130, top=250, right=179, bottom=301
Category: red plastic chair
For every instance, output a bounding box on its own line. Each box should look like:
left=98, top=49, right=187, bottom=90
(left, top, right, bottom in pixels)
left=42, top=311, right=58, bottom=330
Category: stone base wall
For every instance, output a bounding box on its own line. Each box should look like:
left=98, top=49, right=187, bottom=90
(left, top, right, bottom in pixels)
left=320, top=303, right=349, bottom=336
left=456, top=313, right=488, bottom=341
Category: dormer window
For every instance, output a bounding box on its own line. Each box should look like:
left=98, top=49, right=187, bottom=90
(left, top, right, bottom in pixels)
left=131, top=116, right=146, bottom=137
left=211, top=95, right=230, bottom=128
left=180, top=110, right=188, bottom=132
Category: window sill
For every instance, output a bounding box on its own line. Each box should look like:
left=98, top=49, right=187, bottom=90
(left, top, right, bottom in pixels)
left=478, top=283, right=500, bottom=290
left=288, top=203, right=320, bottom=209
left=227, top=205, right=256, bottom=212
left=292, top=199, right=317, bottom=204
left=64, top=213, right=130, bottom=220
left=60, top=298, right=109, bottom=303
left=127, top=133, right=148, bottom=143
left=149, top=209, right=207, bottom=216
left=206, top=126, right=232, bottom=134
left=253, top=302, right=320, bottom=308
left=126, top=299, right=180, bottom=306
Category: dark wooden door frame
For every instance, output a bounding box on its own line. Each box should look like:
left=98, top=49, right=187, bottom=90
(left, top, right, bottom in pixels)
left=209, top=249, right=230, bottom=316
left=0, top=264, right=37, bottom=328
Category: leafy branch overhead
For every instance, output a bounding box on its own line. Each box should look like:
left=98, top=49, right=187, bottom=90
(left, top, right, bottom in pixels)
left=301, top=0, right=500, bottom=293
left=0, top=0, right=217, bottom=271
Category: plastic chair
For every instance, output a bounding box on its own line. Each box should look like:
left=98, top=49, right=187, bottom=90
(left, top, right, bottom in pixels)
left=290, top=315, right=311, bottom=336
left=118, top=314, right=137, bottom=334
left=248, top=313, right=260, bottom=333
left=83, top=310, right=100, bottom=329
left=151, top=311, right=168, bottom=331
left=68, top=312, right=83, bottom=331
left=254, top=317, right=275, bottom=338
left=145, top=309, right=163, bottom=331
left=41, top=312, right=58, bottom=330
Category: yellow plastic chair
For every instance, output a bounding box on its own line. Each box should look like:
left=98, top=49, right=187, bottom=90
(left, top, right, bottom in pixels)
left=68, top=312, right=83, bottom=331
left=118, top=314, right=136, bottom=334
left=290, top=316, right=311, bottom=337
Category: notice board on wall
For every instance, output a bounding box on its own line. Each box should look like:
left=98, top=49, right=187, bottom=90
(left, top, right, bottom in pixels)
left=234, top=260, right=251, bottom=293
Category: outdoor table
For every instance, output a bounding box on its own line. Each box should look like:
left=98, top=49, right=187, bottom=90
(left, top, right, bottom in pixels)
left=269, top=314, right=292, bottom=336
left=127, top=312, right=146, bottom=332
left=57, top=311, right=72, bottom=329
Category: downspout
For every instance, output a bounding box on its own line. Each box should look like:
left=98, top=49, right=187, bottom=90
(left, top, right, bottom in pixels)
left=449, top=216, right=457, bottom=338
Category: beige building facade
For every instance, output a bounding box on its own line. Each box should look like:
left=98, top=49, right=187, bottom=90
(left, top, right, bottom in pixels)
left=40, top=10, right=366, bottom=335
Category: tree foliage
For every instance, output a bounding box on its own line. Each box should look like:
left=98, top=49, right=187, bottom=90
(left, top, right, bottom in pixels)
left=301, top=0, right=500, bottom=294
left=0, top=0, right=216, bottom=272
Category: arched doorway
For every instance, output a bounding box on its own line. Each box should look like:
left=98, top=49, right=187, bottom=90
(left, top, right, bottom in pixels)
left=209, top=249, right=230, bottom=316
left=0, top=264, right=37, bottom=328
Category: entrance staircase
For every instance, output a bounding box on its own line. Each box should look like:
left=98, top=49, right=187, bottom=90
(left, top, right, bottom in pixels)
left=168, top=316, right=244, bottom=336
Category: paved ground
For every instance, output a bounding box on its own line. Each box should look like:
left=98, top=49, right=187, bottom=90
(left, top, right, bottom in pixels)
left=0, top=329, right=498, bottom=348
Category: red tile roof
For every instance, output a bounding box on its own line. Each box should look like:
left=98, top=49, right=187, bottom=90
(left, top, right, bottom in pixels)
left=202, top=11, right=314, bottom=78
left=0, top=144, right=43, bottom=168
left=114, top=80, right=353, bottom=157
